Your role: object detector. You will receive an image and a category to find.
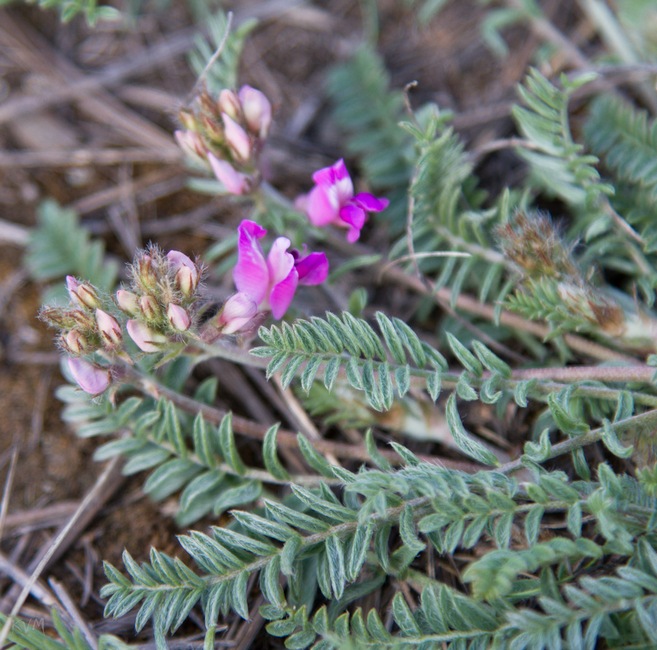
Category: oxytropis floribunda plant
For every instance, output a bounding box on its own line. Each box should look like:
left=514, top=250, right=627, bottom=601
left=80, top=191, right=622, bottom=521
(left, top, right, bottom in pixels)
left=41, top=222, right=328, bottom=395
left=175, top=84, right=272, bottom=195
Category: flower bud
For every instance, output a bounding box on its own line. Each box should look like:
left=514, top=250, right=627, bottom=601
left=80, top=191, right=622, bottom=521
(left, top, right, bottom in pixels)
left=126, top=320, right=168, bottom=353
left=137, top=253, right=158, bottom=290
left=218, top=89, right=241, bottom=120
left=167, top=303, right=191, bottom=332
left=238, top=85, right=272, bottom=139
left=61, top=330, right=90, bottom=355
left=139, top=295, right=160, bottom=321
left=178, top=109, right=199, bottom=132
left=115, top=289, right=140, bottom=316
left=167, top=250, right=199, bottom=297
left=96, top=309, right=122, bottom=348
left=70, top=309, right=96, bottom=330
left=222, top=113, right=251, bottom=162
left=66, top=357, right=111, bottom=395
left=66, top=276, right=101, bottom=310
left=218, top=292, right=258, bottom=334
left=174, top=129, right=208, bottom=165
left=208, top=154, right=249, bottom=195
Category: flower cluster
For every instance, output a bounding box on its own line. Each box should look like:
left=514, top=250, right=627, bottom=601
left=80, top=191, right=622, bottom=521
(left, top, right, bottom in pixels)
left=175, top=85, right=272, bottom=195
left=214, top=220, right=329, bottom=335
left=116, top=247, right=202, bottom=352
left=300, top=159, right=389, bottom=242
left=40, top=278, right=120, bottom=395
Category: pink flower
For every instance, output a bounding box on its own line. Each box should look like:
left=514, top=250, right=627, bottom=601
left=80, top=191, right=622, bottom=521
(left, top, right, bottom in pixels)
left=167, top=303, right=191, bottom=332
left=218, top=292, right=258, bottom=334
left=66, top=357, right=110, bottom=395
left=126, top=320, right=168, bottom=353
left=238, top=85, right=272, bottom=138
left=208, top=154, right=250, bottom=195
left=167, top=250, right=199, bottom=296
left=305, top=159, right=389, bottom=242
left=234, top=220, right=329, bottom=320
left=96, top=309, right=122, bottom=347
left=222, top=113, right=251, bottom=163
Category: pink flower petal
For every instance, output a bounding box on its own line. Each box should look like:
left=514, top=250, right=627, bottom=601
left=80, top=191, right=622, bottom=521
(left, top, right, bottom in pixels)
left=312, top=160, right=353, bottom=205
left=234, top=220, right=269, bottom=304
left=306, top=184, right=340, bottom=226
left=294, top=252, right=329, bottom=285
left=66, top=357, right=110, bottom=395
left=208, top=154, right=249, bottom=195
left=219, top=292, right=258, bottom=334
left=126, top=320, right=168, bottom=353
left=222, top=113, right=251, bottom=162
left=351, top=192, right=390, bottom=212
left=339, top=204, right=367, bottom=242
left=266, top=236, right=295, bottom=287
left=269, top=269, right=299, bottom=320
left=238, top=85, right=272, bottom=138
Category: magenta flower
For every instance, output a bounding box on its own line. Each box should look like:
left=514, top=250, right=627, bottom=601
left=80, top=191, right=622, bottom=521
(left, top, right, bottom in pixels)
left=66, top=357, right=110, bottom=395
left=234, top=220, right=329, bottom=320
left=305, top=159, right=389, bottom=242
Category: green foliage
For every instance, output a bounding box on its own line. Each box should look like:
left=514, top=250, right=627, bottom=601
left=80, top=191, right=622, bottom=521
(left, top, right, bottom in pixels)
left=187, top=10, right=257, bottom=93
left=0, top=0, right=120, bottom=24
left=58, top=382, right=268, bottom=526
left=512, top=69, right=612, bottom=208
left=326, top=45, right=415, bottom=235
left=25, top=199, right=118, bottom=304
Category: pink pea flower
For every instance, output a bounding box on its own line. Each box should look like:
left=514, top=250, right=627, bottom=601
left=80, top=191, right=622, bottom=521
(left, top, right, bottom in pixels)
left=238, top=85, right=272, bottom=138
left=66, top=357, right=111, bottom=395
left=167, top=303, right=191, bottom=332
left=305, top=159, right=389, bottom=242
left=126, top=320, right=168, bottom=353
left=208, top=154, right=250, bottom=196
left=218, top=292, right=259, bottom=334
left=167, top=250, right=199, bottom=296
left=234, top=220, right=329, bottom=320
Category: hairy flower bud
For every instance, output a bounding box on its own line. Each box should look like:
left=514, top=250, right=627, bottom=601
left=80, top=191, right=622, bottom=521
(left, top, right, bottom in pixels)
left=66, top=276, right=101, bottom=310
left=126, top=320, right=168, bottom=353
left=61, top=329, right=90, bottom=355
left=238, top=85, right=272, bottom=139
left=167, top=303, right=191, bottom=332
left=115, top=290, right=140, bottom=316
left=96, top=309, right=122, bottom=348
left=66, top=357, right=111, bottom=395
left=218, top=89, right=241, bottom=120
left=139, top=295, right=160, bottom=321
left=137, top=253, right=158, bottom=290
left=175, top=129, right=208, bottom=166
left=167, top=251, right=199, bottom=297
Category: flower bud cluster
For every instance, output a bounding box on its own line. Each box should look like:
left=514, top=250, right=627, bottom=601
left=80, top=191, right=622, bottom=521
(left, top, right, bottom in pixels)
left=39, top=277, right=124, bottom=395
left=175, top=84, right=272, bottom=195
left=117, top=247, right=201, bottom=352
left=40, top=277, right=124, bottom=358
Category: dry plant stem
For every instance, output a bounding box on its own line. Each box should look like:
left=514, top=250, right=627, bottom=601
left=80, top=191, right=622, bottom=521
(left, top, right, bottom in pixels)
left=0, top=449, right=18, bottom=543
left=0, top=502, right=78, bottom=537
left=500, top=407, right=657, bottom=475
left=511, top=364, right=656, bottom=383
left=122, top=364, right=480, bottom=472
left=0, top=456, right=125, bottom=646
left=49, top=577, right=98, bottom=650
left=0, top=551, right=60, bottom=612
left=0, top=14, right=198, bottom=124
left=0, top=148, right=182, bottom=168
